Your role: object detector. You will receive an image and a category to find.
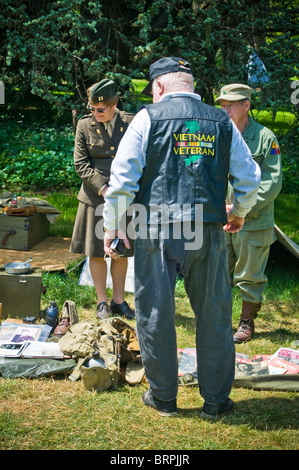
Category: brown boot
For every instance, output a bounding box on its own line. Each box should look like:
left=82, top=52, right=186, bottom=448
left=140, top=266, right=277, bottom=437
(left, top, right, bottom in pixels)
left=52, top=301, right=79, bottom=338
left=233, top=301, right=262, bottom=344
left=52, top=317, right=71, bottom=337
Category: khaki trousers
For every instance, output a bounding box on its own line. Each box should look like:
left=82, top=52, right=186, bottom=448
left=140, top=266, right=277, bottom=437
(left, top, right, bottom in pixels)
left=225, top=228, right=275, bottom=304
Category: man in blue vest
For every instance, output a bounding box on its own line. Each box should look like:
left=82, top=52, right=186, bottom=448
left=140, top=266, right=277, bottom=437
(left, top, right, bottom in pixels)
left=103, top=57, right=260, bottom=419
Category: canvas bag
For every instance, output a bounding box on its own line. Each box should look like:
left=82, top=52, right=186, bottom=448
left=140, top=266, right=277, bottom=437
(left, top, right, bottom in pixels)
left=58, top=320, right=99, bottom=359
left=58, top=317, right=143, bottom=391
left=58, top=320, right=117, bottom=389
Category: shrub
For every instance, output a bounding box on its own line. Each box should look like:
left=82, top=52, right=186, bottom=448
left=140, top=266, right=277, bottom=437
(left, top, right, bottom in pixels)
left=0, top=118, right=80, bottom=191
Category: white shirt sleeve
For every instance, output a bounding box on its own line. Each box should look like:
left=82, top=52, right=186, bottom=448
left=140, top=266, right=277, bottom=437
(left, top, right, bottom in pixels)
left=229, top=122, right=261, bottom=217
left=103, top=109, right=150, bottom=230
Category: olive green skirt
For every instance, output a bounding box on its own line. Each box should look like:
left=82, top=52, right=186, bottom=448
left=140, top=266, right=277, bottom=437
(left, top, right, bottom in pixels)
left=70, top=201, right=134, bottom=258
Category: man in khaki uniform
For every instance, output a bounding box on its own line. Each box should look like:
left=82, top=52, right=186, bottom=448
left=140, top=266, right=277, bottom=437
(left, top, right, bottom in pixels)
left=216, top=84, right=282, bottom=343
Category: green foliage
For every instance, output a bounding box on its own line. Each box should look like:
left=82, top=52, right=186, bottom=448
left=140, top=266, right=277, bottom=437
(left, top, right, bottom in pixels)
left=0, top=117, right=78, bottom=191
left=1, top=0, right=298, bottom=114
left=37, top=191, right=80, bottom=238
left=252, top=109, right=299, bottom=193
left=0, top=0, right=141, bottom=115
left=1, top=108, right=298, bottom=194
left=0, top=1, right=298, bottom=191
left=279, top=126, right=299, bottom=194
left=274, top=193, right=299, bottom=245
left=42, top=269, right=97, bottom=312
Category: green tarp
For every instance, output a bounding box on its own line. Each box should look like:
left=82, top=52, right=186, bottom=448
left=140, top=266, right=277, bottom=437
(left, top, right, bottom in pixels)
left=0, top=357, right=76, bottom=379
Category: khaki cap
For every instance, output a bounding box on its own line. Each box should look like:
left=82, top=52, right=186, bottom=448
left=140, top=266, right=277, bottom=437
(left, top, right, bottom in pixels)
left=215, top=83, right=253, bottom=102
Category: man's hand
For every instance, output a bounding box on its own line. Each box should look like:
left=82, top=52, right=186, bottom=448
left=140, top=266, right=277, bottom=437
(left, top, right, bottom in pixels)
left=101, top=185, right=109, bottom=199
left=223, top=205, right=244, bottom=233
left=104, top=228, right=131, bottom=259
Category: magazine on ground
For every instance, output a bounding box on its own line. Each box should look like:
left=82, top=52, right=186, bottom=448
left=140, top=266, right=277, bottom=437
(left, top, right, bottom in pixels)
left=267, top=348, right=299, bottom=375
left=177, top=347, right=299, bottom=379
left=0, top=340, right=71, bottom=359
left=20, top=341, right=71, bottom=359
left=0, top=322, right=52, bottom=344
left=177, top=348, right=197, bottom=376
left=0, top=342, right=28, bottom=357
left=236, top=348, right=299, bottom=375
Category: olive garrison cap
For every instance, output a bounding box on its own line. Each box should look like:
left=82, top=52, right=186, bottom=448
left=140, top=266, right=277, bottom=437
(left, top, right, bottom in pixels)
left=142, top=57, right=192, bottom=96
left=215, top=83, right=253, bottom=102
left=90, top=79, right=117, bottom=102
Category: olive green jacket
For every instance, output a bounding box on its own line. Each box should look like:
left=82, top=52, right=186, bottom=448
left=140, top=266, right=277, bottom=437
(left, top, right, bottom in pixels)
left=226, top=116, right=282, bottom=230
left=74, top=110, right=134, bottom=207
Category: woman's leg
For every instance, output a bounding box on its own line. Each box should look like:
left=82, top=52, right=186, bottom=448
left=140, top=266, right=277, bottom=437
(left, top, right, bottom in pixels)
left=89, top=257, right=108, bottom=304
left=110, top=257, right=128, bottom=304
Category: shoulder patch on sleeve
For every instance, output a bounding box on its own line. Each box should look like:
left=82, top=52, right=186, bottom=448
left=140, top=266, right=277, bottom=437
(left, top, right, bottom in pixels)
left=271, top=140, right=281, bottom=154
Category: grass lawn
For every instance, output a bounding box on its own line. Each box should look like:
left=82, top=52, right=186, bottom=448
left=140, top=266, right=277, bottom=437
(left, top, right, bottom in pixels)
left=0, top=190, right=298, bottom=451
left=275, top=193, right=299, bottom=245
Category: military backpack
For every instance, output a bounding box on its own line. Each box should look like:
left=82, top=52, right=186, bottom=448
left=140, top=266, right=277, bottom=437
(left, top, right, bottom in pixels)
left=58, top=317, right=142, bottom=392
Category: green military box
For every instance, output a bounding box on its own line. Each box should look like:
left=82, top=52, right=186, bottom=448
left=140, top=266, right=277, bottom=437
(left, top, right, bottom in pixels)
left=0, top=213, right=49, bottom=251
left=0, top=268, right=43, bottom=319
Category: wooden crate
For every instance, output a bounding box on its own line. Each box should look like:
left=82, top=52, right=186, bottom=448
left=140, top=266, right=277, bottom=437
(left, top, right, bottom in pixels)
left=0, top=213, right=49, bottom=251
left=0, top=268, right=43, bottom=319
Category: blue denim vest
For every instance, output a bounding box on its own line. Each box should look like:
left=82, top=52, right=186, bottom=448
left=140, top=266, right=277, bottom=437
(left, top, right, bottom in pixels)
left=135, top=96, right=232, bottom=223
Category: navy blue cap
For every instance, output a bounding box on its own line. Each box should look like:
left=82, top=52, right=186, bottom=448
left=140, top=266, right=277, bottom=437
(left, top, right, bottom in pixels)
left=142, top=57, right=192, bottom=96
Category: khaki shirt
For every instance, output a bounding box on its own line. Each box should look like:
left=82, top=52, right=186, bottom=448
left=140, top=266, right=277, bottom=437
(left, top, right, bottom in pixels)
left=226, top=115, right=282, bottom=230
left=74, top=109, right=134, bottom=206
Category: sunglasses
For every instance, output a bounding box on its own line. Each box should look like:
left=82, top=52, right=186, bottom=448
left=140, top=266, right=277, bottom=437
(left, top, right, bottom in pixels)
left=88, top=105, right=109, bottom=113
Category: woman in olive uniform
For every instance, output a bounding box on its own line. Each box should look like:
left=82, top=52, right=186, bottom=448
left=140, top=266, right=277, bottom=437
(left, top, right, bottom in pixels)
left=70, top=79, right=134, bottom=320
